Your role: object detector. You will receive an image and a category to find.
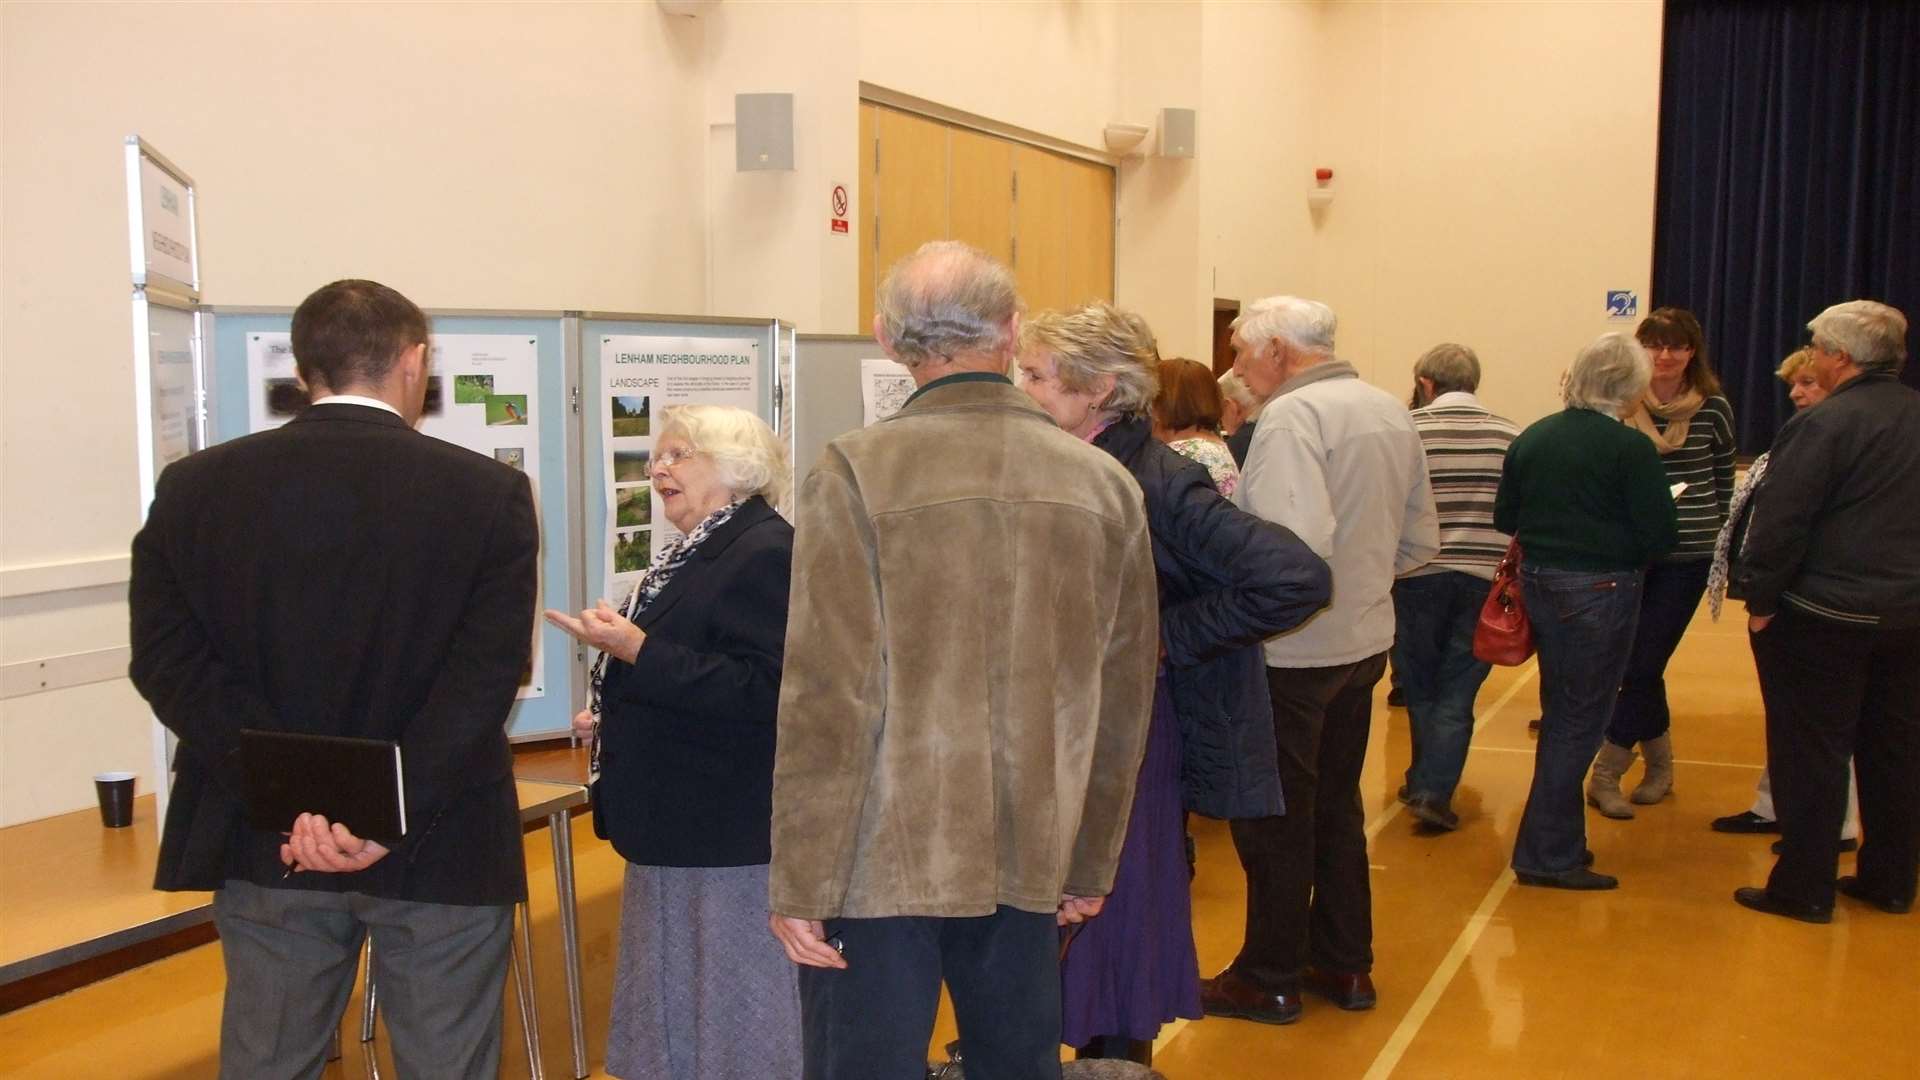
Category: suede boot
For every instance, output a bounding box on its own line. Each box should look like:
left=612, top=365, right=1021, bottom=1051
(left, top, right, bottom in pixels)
left=1586, top=742, right=1637, bottom=819
left=1631, top=733, right=1675, bottom=804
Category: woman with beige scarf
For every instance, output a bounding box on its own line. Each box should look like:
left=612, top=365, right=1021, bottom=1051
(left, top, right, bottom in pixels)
left=1586, top=307, right=1738, bottom=820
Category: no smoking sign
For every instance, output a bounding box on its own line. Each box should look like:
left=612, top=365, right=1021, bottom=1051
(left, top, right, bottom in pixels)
left=830, top=184, right=850, bottom=234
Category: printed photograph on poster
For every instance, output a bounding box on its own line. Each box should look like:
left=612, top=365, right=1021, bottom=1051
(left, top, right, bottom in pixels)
left=613, top=449, right=652, bottom=483
left=860, top=357, right=915, bottom=426
left=454, top=374, right=494, bottom=403
left=265, top=378, right=309, bottom=417
left=616, top=485, right=652, bottom=527
left=493, top=447, right=525, bottom=471
left=611, top=395, right=650, bottom=437
left=484, top=394, right=526, bottom=426
left=613, top=528, right=652, bottom=575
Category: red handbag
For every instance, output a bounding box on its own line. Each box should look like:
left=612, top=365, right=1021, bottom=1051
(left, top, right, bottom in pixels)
left=1472, top=539, right=1534, bottom=665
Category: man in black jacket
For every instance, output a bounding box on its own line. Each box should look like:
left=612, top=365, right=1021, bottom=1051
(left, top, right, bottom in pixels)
left=1733, top=299, right=1920, bottom=923
left=130, top=280, right=538, bottom=1076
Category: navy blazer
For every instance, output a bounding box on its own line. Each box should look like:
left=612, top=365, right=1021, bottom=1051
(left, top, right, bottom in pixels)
left=1094, top=418, right=1332, bottom=819
left=595, top=495, right=794, bottom=867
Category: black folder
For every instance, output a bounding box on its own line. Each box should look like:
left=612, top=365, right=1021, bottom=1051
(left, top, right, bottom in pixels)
left=240, top=729, right=408, bottom=846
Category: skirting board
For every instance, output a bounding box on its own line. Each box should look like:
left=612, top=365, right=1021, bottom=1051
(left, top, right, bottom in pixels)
left=0, top=556, right=132, bottom=599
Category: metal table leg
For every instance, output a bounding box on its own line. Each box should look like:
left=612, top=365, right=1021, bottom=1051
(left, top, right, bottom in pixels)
left=512, top=901, right=545, bottom=1080
left=548, top=809, right=588, bottom=1079
left=360, top=937, right=378, bottom=1042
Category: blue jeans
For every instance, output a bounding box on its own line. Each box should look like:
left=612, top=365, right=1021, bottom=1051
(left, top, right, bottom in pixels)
left=1607, top=558, right=1712, bottom=748
left=1392, top=571, right=1495, bottom=803
left=1512, top=565, right=1644, bottom=875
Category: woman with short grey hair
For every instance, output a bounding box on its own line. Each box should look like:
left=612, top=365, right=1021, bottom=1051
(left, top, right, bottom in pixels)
left=1018, top=302, right=1332, bottom=1063
left=1491, top=332, right=1680, bottom=890
left=544, top=403, right=798, bottom=1079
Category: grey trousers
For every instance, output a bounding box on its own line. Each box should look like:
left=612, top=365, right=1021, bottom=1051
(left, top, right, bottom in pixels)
left=213, top=879, right=513, bottom=1080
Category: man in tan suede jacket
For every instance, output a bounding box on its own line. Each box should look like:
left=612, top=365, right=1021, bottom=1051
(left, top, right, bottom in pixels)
left=768, top=241, right=1158, bottom=1079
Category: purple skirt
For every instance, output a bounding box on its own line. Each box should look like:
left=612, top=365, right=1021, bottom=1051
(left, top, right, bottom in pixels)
left=1059, top=671, right=1203, bottom=1045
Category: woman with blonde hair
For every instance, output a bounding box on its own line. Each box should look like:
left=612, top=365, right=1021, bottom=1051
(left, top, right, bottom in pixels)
left=1018, top=303, right=1331, bottom=1061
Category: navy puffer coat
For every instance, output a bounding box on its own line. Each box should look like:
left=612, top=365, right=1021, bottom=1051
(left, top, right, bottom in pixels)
left=1093, top=418, right=1333, bottom=818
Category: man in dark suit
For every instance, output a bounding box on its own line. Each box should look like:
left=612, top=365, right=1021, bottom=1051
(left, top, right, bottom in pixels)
left=130, top=279, right=538, bottom=1078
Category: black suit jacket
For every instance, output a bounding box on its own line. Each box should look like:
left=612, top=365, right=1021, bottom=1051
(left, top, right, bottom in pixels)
left=596, top=495, right=793, bottom=867
left=130, top=404, right=538, bottom=906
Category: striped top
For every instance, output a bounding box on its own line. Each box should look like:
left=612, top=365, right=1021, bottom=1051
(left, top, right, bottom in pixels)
left=1647, top=394, right=1736, bottom=561
left=1404, top=392, right=1519, bottom=580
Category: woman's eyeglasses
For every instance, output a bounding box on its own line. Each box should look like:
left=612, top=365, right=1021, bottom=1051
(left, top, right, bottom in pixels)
left=655, top=447, right=700, bottom=468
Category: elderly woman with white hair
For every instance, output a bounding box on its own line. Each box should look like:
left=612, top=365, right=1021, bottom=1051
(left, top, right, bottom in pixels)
left=1018, top=303, right=1330, bottom=1062
left=1493, top=333, right=1679, bottom=890
left=1217, top=369, right=1266, bottom=468
left=545, top=404, right=799, bottom=1078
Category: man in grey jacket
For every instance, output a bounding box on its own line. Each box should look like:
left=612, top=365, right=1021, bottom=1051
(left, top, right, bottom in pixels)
left=768, top=241, right=1159, bottom=1079
left=1733, top=299, right=1920, bottom=923
left=1203, top=296, right=1439, bottom=1025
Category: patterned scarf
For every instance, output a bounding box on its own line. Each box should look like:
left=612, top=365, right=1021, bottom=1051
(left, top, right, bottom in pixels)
left=1626, top=387, right=1705, bottom=455
left=1707, top=454, right=1768, bottom=621
left=585, top=498, right=745, bottom=774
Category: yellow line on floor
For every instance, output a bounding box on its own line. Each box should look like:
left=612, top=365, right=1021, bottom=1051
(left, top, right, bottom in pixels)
left=1152, top=1016, right=1190, bottom=1057
left=1365, top=661, right=1539, bottom=841
left=1361, top=869, right=1517, bottom=1080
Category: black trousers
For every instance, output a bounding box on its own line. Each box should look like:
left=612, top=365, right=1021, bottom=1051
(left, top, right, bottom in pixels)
left=798, top=905, right=1060, bottom=1080
left=1753, top=606, right=1920, bottom=909
left=1227, top=653, right=1388, bottom=986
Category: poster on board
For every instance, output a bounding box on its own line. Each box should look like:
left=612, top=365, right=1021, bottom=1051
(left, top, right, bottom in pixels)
left=243, top=331, right=547, bottom=699
left=146, top=304, right=198, bottom=467
left=598, top=335, right=761, bottom=599
left=860, top=357, right=916, bottom=426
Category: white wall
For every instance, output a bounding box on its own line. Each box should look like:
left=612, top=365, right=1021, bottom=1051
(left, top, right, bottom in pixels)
left=1, top=1, right=712, bottom=824
left=1309, top=0, right=1664, bottom=423
left=0, top=0, right=1663, bottom=824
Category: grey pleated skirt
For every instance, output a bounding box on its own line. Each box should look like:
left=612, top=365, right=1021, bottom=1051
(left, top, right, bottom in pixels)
left=605, top=861, right=802, bottom=1080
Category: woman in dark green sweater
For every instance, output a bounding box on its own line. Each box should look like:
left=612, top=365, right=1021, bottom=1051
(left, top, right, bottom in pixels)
left=1494, top=333, right=1679, bottom=889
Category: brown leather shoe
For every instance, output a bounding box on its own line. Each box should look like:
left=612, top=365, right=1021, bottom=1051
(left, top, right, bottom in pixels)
left=1303, top=967, right=1377, bottom=1011
left=1200, top=967, right=1302, bottom=1025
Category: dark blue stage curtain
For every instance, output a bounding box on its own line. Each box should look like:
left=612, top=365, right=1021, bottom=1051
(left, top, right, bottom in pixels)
left=1652, top=0, right=1919, bottom=454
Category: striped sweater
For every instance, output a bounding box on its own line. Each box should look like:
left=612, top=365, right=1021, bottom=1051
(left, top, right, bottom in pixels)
left=1647, top=394, right=1736, bottom=561
left=1403, top=392, right=1519, bottom=581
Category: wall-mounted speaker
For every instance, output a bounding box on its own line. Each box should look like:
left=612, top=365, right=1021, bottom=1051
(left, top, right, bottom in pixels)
left=736, top=93, right=795, bottom=171
left=1158, top=107, right=1196, bottom=159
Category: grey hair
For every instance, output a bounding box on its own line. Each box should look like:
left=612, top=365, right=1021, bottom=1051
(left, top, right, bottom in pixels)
left=657, top=404, right=790, bottom=509
left=1414, top=343, right=1482, bottom=395
left=1808, top=300, right=1908, bottom=373
left=1217, top=370, right=1265, bottom=417
left=876, top=240, right=1021, bottom=368
left=1020, top=303, right=1160, bottom=419
left=1563, top=332, right=1652, bottom=416
left=1231, top=296, right=1338, bottom=358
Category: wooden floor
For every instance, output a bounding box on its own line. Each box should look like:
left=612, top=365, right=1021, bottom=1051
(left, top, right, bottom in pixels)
left=2, top=603, right=1916, bottom=1078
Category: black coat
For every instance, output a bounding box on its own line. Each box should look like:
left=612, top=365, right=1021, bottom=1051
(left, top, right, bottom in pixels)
left=130, top=405, right=538, bottom=906
left=595, top=496, right=794, bottom=866
left=1093, top=418, right=1332, bottom=818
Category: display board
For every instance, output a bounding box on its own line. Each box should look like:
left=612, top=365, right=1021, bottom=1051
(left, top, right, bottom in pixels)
left=204, top=309, right=576, bottom=739
left=578, top=314, right=783, bottom=608
left=791, top=334, right=886, bottom=493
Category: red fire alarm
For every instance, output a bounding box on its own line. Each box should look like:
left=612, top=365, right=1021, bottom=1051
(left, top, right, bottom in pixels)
left=1315, top=168, right=1334, bottom=183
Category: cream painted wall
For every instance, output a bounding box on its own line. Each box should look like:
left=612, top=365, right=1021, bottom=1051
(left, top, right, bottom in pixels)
left=1, top=0, right=711, bottom=824
left=0, top=0, right=1661, bottom=823
left=1309, top=0, right=1665, bottom=424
